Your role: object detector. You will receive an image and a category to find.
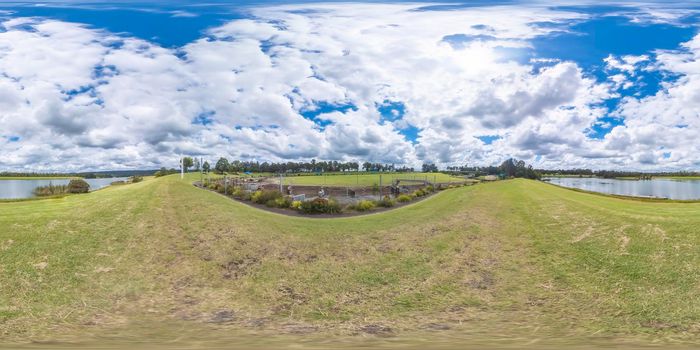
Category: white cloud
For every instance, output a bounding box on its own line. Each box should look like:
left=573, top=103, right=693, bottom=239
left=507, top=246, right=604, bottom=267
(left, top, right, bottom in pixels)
left=604, top=34, right=700, bottom=169
left=0, top=2, right=697, bottom=171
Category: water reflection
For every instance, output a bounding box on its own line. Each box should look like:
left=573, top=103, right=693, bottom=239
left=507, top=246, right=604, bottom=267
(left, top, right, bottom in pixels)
left=0, top=178, right=126, bottom=199
left=544, top=177, right=700, bottom=200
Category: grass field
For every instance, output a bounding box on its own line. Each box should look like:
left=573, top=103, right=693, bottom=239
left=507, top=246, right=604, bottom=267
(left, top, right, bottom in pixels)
left=1, top=174, right=699, bottom=348
left=281, top=172, right=467, bottom=186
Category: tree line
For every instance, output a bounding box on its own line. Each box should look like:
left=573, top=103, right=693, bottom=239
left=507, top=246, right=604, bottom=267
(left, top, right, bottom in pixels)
left=444, top=158, right=541, bottom=180
left=188, top=158, right=417, bottom=174
left=180, top=156, right=541, bottom=179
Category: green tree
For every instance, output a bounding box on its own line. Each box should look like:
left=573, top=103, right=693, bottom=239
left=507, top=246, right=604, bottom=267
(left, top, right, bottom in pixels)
left=182, top=157, right=194, bottom=172
left=214, top=157, right=229, bottom=174
left=421, top=163, right=438, bottom=172
left=202, top=161, right=211, bottom=173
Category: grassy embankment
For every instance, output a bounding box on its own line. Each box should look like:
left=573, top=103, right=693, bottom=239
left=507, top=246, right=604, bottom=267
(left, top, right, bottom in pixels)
left=1, top=174, right=699, bottom=348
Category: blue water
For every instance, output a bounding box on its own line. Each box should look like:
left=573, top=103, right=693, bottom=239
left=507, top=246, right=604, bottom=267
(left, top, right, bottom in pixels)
left=0, top=178, right=127, bottom=199
left=545, top=177, right=700, bottom=200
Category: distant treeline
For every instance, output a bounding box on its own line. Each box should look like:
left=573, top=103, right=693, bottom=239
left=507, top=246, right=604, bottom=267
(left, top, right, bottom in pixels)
left=539, top=169, right=700, bottom=178
left=207, top=158, right=416, bottom=174
left=445, top=158, right=541, bottom=180
left=199, top=157, right=540, bottom=180
left=0, top=170, right=158, bottom=178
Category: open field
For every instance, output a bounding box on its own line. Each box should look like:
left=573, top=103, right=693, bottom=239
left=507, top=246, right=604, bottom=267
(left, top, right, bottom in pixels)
left=1, top=174, right=700, bottom=348
left=280, top=172, right=467, bottom=186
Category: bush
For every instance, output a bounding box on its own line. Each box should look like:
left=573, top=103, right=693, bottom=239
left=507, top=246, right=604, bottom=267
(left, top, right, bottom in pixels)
left=128, top=175, right=143, bottom=183
left=233, top=190, right=252, bottom=201
left=267, top=196, right=292, bottom=208
left=33, top=183, right=68, bottom=197
left=300, top=198, right=342, bottom=214
left=425, top=185, right=434, bottom=192
left=412, top=189, right=426, bottom=197
left=251, top=190, right=282, bottom=204
left=397, top=194, right=412, bottom=203
left=67, top=179, right=90, bottom=194
left=231, top=187, right=245, bottom=199
left=353, top=200, right=376, bottom=211
left=377, top=196, right=395, bottom=208
left=291, top=200, right=302, bottom=210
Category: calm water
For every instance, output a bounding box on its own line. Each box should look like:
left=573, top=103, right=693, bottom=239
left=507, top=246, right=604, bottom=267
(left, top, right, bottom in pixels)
left=0, top=178, right=127, bottom=200
left=544, top=177, right=700, bottom=200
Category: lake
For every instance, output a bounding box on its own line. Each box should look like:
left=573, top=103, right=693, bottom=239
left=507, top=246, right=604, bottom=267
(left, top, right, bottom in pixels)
left=0, top=178, right=127, bottom=200
left=544, top=177, right=700, bottom=200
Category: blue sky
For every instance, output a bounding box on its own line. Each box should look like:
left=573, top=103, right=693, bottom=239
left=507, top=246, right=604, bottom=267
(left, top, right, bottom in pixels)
left=0, top=1, right=699, bottom=171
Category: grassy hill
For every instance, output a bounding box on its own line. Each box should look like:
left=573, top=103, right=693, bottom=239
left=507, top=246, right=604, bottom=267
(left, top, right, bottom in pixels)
left=1, top=174, right=699, bottom=348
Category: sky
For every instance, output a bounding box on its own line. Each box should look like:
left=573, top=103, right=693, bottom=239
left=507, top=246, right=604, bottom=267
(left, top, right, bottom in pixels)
left=0, top=1, right=699, bottom=171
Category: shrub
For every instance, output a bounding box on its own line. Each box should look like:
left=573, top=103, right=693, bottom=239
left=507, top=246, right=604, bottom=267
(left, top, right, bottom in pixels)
left=353, top=200, right=376, bottom=211
left=425, top=185, right=434, bottom=192
left=397, top=194, right=412, bottom=203
left=377, top=196, right=395, bottom=208
left=291, top=200, right=302, bottom=210
left=231, top=187, right=245, bottom=199
left=300, top=198, right=342, bottom=214
left=237, top=191, right=252, bottom=201
left=251, top=190, right=282, bottom=204
left=33, top=183, right=68, bottom=197
left=412, top=189, right=426, bottom=197
left=271, top=196, right=292, bottom=208
left=128, top=175, right=143, bottom=183
left=67, top=179, right=90, bottom=194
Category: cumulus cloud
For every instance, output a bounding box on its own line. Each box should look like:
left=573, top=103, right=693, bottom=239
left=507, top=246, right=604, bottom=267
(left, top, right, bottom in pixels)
left=606, top=34, right=700, bottom=169
left=0, top=2, right=696, bottom=171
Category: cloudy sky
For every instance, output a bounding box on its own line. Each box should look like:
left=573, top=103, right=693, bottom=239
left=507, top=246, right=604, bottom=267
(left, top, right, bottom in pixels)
left=0, top=1, right=699, bottom=171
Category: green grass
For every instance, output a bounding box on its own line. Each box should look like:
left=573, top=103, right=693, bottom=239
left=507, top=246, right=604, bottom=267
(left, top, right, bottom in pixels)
left=1, top=175, right=700, bottom=348
left=281, top=172, right=467, bottom=186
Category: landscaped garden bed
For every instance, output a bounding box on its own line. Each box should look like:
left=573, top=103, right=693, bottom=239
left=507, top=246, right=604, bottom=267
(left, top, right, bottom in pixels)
left=194, top=177, right=474, bottom=217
